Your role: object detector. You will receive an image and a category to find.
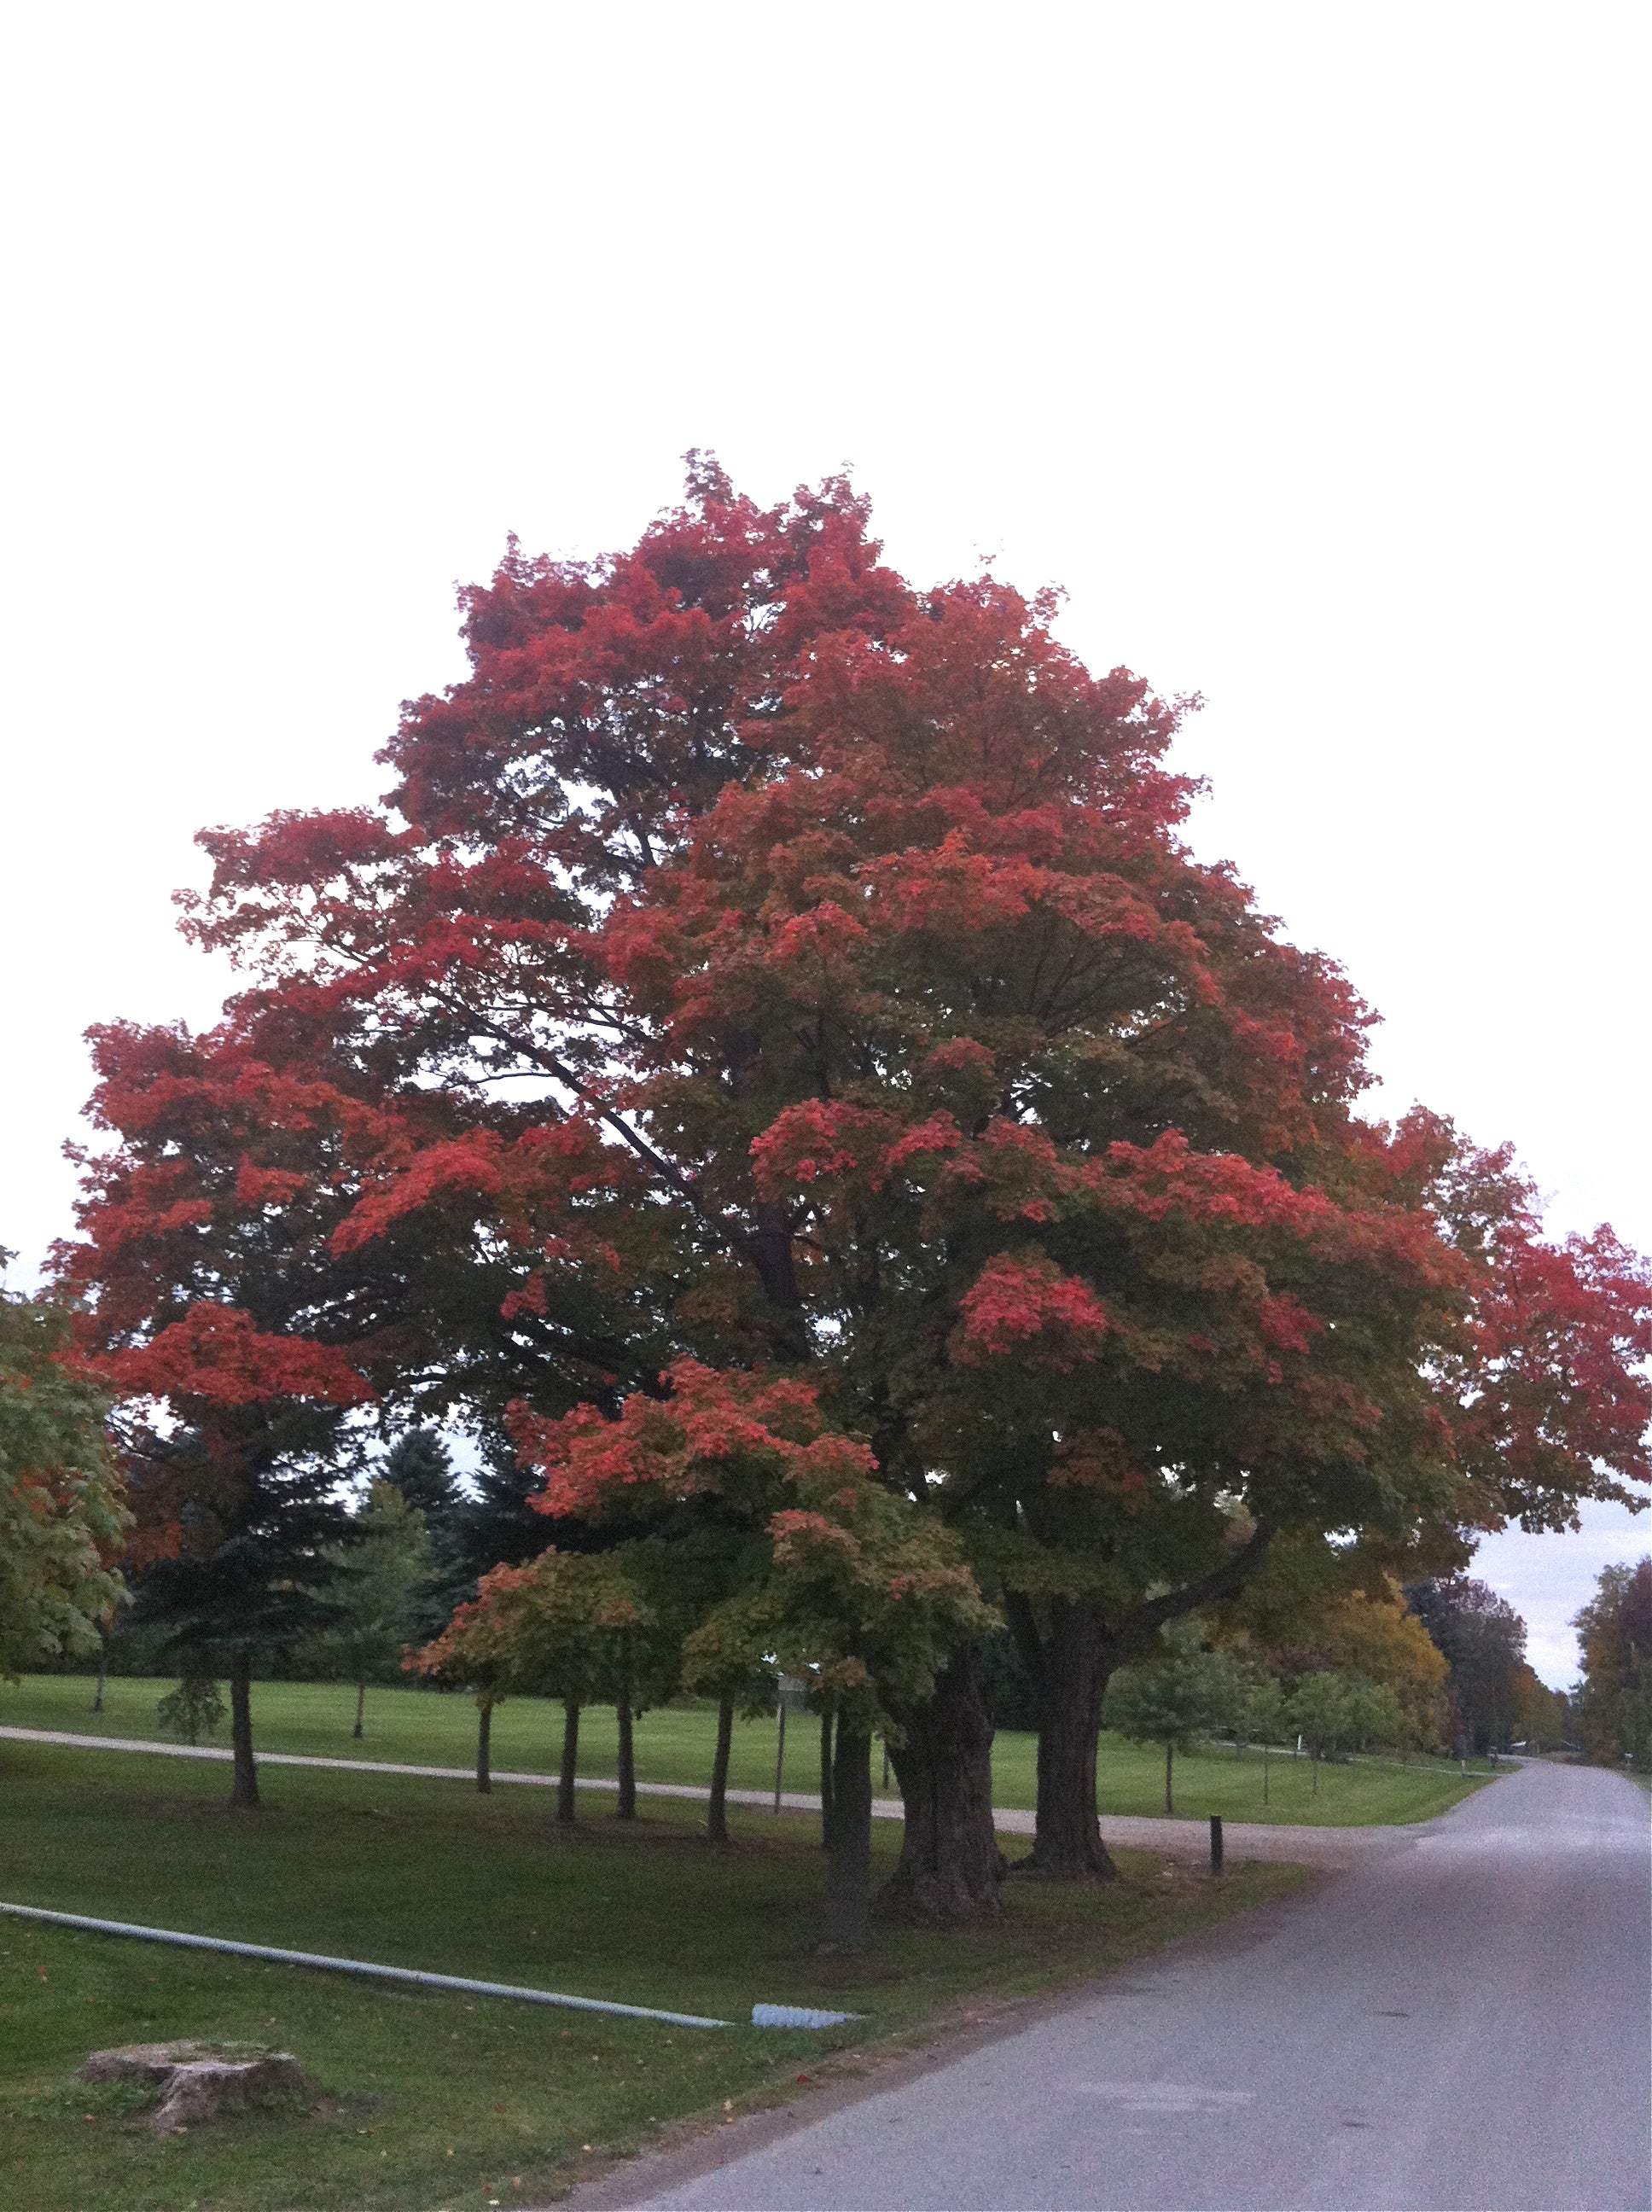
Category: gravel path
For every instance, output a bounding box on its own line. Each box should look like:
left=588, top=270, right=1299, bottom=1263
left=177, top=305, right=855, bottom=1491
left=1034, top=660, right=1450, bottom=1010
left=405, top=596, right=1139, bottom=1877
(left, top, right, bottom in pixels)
left=0, top=1723, right=1404, bottom=1863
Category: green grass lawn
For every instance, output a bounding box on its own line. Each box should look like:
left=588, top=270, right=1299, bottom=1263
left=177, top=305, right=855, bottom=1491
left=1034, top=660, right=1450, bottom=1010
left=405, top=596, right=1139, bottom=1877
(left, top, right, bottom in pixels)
left=0, top=1740, right=1307, bottom=2212
left=3, top=1673, right=1497, bottom=1829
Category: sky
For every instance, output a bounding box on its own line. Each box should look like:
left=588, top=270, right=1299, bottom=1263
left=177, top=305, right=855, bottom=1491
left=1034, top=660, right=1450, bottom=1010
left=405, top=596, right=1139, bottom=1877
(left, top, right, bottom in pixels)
left=3, top=3, right=1647, bottom=1685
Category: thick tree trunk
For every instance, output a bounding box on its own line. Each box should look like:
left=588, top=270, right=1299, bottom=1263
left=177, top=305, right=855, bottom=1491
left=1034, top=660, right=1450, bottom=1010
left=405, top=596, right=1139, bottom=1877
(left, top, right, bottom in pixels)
left=615, top=1687, right=636, bottom=1819
left=228, top=1651, right=259, bottom=1811
left=819, top=1710, right=835, bottom=1849
left=558, top=1701, right=580, bottom=1824
left=707, top=1697, right=734, bottom=1844
left=476, top=1698, right=492, bottom=1793
left=353, top=1679, right=366, bottom=1740
left=881, top=1644, right=1006, bottom=1924
left=1010, top=1523, right=1278, bottom=1877
left=1023, top=1601, right=1117, bottom=1879
left=820, top=1720, right=872, bottom=1951
left=747, top=1200, right=811, bottom=1364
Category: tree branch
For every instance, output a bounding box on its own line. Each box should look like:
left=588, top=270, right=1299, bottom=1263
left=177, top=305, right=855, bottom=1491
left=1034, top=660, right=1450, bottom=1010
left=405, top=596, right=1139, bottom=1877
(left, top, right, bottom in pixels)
left=1101, top=1521, right=1277, bottom=1670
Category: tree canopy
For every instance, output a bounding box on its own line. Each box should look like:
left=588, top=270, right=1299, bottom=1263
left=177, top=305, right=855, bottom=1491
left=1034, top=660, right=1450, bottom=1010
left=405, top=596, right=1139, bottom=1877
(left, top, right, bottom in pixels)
left=57, top=461, right=1652, bottom=1900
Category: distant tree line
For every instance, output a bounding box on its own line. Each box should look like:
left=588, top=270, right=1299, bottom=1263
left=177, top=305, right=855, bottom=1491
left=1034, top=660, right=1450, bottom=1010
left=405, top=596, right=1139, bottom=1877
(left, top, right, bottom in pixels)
left=1573, top=1557, right=1652, bottom=1770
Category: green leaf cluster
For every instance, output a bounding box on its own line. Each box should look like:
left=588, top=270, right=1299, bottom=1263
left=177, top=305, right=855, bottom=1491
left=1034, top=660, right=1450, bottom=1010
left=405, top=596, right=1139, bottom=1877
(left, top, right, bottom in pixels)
left=0, top=1278, right=127, bottom=1679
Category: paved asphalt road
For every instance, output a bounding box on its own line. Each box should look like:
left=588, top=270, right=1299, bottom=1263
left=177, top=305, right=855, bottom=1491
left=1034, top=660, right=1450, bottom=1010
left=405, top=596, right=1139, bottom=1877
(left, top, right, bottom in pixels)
left=601, top=1761, right=1650, bottom=2212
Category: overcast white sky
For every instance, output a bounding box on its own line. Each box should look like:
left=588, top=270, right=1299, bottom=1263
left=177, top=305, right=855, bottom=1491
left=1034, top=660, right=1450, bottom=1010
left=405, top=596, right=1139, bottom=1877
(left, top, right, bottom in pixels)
left=3, top=3, right=1646, bottom=1685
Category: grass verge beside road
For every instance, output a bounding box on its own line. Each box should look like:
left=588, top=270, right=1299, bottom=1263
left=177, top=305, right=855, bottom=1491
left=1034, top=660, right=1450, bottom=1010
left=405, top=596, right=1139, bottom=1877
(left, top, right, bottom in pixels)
left=3, top=1674, right=1496, bottom=1828
left=0, top=1741, right=1307, bottom=2212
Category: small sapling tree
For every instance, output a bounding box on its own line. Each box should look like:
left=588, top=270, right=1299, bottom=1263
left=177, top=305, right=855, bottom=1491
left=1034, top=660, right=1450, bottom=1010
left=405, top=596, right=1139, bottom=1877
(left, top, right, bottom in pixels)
left=417, top=1546, right=654, bottom=1819
left=1344, top=1679, right=1409, bottom=1755
left=305, top=1480, right=435, bottom=1738
left=1288, top=1672, right=1357, bottom=1795
left=1229, top=1667, right=1288, bottom=1757
left=1103, top=1627, right=1238, bottom=1815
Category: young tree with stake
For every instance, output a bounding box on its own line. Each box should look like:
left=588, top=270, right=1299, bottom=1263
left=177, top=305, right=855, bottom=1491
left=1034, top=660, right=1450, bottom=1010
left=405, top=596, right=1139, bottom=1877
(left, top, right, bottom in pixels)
left=305, top=1480, right=435, bottom=1738
left=1103, top=1627, right=1239, bottom=1815
left=1287, top=1673, right=1357, bottom=1795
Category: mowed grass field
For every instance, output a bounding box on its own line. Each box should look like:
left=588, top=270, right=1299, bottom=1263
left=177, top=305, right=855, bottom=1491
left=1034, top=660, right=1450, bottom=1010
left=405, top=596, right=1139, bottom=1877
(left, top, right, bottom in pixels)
left=3, top=1673, right=1498, bottom=1829
left=0, top=1738, right=1309, bottom=2212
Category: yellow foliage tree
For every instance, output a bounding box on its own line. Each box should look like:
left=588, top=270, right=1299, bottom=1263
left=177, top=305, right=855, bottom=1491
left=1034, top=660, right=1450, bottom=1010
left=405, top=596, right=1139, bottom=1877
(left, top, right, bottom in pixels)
left=1318, top=1586, right=1449, bottom=1750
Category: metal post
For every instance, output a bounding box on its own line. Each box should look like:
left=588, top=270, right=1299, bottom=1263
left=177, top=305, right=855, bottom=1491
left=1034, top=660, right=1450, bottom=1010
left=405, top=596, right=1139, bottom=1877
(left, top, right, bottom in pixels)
left=1209, top=1814, right=1224, bottom=1875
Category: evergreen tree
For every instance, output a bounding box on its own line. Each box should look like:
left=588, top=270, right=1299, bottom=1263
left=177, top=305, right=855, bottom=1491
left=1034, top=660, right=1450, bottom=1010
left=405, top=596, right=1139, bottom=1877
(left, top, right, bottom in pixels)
left=304, top=1480, right=435, bottom=1736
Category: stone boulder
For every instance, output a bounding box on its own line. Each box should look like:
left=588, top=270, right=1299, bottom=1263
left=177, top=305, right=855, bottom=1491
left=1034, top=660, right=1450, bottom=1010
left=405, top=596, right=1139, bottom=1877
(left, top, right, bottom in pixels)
left=76, top=2041, right=311, bottom=2133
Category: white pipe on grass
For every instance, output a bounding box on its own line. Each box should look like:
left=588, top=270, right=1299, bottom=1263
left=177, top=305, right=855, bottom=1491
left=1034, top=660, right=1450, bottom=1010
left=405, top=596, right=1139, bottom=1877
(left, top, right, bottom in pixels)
left=0, top=1901, right=730, bottom=2029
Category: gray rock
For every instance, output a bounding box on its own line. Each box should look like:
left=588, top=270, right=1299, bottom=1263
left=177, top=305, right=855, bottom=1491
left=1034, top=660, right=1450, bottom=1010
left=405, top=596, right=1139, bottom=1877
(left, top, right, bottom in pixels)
left=75, top=2042, right=311, bottom=2133
left=152, top=2054, right=309, bottom=2133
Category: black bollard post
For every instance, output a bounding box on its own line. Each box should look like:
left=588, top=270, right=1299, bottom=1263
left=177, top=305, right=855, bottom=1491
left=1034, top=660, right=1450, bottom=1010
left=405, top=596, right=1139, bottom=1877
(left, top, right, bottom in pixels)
left=1209, top=1814, right=1224, bottom=1875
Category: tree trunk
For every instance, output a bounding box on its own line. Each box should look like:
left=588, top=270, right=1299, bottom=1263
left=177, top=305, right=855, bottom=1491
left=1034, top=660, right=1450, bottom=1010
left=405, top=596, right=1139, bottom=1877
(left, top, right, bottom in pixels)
left=881, top=1644, right=1006, bottom=1923
left=1022, top=1601, right=1117, bottom=1879
left=228, top=1651, right=259, bottom=1810
left=820, top=1720, right=872, bottom=1951
left=558, top=1701, right=579, bottom=1824
left=353, top=1679, right=366, bottom=1740
left=476, top=1698, right=493, bottom=1793
left=707, top=1697, right=734, bottom=1844
left=92, top=1632, right=108, bottom=1714
left=1311, top=1749, right=1319, bottom=1798
left=1165, top=1739, right=1174, bottom=1817
left=615, top=1687, right=636, bottom=1819
left=819, top=1709, right=835, bottom=1850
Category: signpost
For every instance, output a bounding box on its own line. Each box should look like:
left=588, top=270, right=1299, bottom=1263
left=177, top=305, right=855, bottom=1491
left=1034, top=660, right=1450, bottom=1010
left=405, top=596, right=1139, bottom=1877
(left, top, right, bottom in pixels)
left=774, top=1674, right=810, bottom=1813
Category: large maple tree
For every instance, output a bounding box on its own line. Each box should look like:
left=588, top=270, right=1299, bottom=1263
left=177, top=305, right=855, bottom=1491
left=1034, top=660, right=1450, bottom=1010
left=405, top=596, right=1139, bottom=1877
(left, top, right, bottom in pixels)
left=73, top=461, right=1652, bottom=1899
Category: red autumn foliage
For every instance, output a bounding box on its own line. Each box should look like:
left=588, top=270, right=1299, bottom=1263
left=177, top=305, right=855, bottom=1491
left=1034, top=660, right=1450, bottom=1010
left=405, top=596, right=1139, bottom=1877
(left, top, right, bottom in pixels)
left=510, top=1359, right=873, bottom=1524
left=148, top=463, right=1646, bottom=1563
left=73, top=459, right=1651, bottom=1888
left=954, top=1254, right=1112, bottom=1369
left=105, top=1304, right=374, bottom=1409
